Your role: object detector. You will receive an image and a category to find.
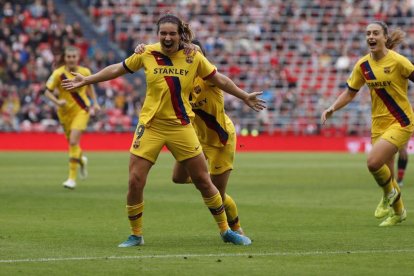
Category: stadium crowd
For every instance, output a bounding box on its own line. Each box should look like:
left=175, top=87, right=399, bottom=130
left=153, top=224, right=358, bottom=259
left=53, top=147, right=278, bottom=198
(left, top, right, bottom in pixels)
left=2, top=0, right=414, bottom=136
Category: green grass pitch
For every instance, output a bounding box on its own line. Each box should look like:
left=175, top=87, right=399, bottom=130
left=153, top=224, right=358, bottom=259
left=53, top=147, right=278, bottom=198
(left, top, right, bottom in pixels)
left=1, top=151, right=414, bottom=275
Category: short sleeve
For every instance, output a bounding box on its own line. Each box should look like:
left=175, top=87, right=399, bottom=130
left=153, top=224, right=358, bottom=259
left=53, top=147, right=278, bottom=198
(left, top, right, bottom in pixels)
left=45, top=70, right=59, bottom=91
left=399, top=55, right=414, bottom=79
left=123, top=53, right=143, bottom=73
left=347, top=63, right=365, bottom=92
left=196, top=53, right=217, bottom=80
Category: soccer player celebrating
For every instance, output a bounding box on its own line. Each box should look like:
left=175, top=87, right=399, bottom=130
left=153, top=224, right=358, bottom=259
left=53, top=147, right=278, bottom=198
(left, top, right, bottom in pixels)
left=44, top=46, right=100, bottom=189
left=322, top=21, right=414, bottom=226
left=62, top=14, right=265, bottom=246
left=134, top=40, right=246, bottom=235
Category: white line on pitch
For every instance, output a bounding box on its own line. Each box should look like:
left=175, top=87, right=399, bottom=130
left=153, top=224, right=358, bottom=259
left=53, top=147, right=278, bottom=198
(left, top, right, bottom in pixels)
left=1, top=249, right=414, bottom=264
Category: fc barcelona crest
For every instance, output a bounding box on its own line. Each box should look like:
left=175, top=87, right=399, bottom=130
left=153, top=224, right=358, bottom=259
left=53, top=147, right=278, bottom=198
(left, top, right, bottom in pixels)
left=384, top=67, right=391, bottom=74
left=186, top=55, right=194, bottom=64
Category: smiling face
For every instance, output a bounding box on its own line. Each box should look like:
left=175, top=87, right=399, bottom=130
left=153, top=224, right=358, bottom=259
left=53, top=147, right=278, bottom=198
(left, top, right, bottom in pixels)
left=158, top=22, right=180, bottom=55
left=366, top=23, right=387, bottom=54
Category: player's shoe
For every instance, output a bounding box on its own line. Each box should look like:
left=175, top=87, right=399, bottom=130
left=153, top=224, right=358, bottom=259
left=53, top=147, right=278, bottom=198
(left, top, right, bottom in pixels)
left=79, top=156, right=88, bottom=180
left=379, top=209, right=407, bottom=227
left=221, top=229, right=251, bottom=245
left=374, top=189, right=399, bottom=219
left=63, top=179, right=76, bottom=189
left=397, top=180, right=404, bottom=188
left=118, top=235, right=144, bottom=247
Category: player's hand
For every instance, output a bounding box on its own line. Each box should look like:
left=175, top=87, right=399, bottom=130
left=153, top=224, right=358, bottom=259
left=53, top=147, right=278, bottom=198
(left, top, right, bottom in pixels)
left=134, top=43, right=146, bottom=54
left=321, top=107, right=334, bottom=125
left=90, top=103, right=101, bottom=116
left=61, top=72, right=87, bottom=90
left=243, top=91, right=266, bottom=112
left=182, top=42, right=199, bottom=56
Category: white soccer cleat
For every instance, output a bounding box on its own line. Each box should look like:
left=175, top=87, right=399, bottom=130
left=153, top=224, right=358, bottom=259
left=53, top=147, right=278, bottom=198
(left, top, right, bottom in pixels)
left=79, top=156, right=88, bottom=180
left=63, top=179, right=76, bottom=189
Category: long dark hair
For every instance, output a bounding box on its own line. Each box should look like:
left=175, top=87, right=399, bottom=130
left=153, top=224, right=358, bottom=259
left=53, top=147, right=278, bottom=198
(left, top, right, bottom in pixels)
left=156, top=14, right=194, bottom=44
left=191, top=39, right=206, bottom=56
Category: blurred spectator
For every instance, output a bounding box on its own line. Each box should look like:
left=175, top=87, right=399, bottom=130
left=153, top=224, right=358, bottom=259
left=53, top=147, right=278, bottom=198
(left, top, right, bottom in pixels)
left=4, top=0, right=414, bottom=135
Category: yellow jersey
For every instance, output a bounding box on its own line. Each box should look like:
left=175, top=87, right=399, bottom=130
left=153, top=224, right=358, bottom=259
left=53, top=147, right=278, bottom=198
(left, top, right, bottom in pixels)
left=347, top=50, right=414, bottom=133
left=46, top=65, right=92, bottom=115
left=123, top=43, right=216, bottom=126
left=191, top=77, right=235, bottom=147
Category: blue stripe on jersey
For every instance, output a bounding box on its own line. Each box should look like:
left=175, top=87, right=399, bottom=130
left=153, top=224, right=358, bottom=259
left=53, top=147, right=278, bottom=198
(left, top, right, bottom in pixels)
left=360, top=61, right=376, bottom=80
left=193, top=109, right=229, bottom=145
left=165, top=76, right=190, bottom=125
left=375, top=88, right=410, bottom=127
left=151, top=51, right=173, bottom=66
left=60, top=73, right=88, bottom=110
left=71, top=92, right=88, bottom=111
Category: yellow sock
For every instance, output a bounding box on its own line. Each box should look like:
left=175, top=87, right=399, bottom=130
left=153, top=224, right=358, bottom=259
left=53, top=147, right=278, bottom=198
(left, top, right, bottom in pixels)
left=371, top=165, right=393, bottom=195
left=127, top=203, right=144, bottom=236
left=68, top=145, right=81, bottom=180
left=203, top=192, right=229, bottom=233
left=391, top=179, right=405, bottom=215
left=223, top=194, right=241, bottom=231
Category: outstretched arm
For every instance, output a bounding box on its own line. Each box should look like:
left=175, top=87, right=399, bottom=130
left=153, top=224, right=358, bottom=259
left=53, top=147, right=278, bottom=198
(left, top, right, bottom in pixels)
left=207, top=72, right=266, bottom=112
left=321, top=88, right=357, bottom=124
left=61, top=63, right=128, bottom=90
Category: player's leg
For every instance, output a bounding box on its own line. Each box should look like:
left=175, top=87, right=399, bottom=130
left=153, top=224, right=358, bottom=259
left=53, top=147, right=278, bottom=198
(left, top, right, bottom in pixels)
left=64, top=111, right=90, bottom=189
left=169, top=125, right=250, bottom=245
left=180, top=154, right=250, bottom=245
left=206, top=137, right=243, bottom=234
left=368, top=138, right=400, bottom=219
left=172, top=161, right=192, bottom=183
left=397, top=144, right=408, bottom=186
left=119, top=122, right=162, bottom=247
left=211, top=170, right=242, bottom=234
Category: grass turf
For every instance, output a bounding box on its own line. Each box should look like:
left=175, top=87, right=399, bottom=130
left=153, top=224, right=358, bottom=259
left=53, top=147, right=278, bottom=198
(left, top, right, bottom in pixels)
left=0, top=151, right=413, bottom=275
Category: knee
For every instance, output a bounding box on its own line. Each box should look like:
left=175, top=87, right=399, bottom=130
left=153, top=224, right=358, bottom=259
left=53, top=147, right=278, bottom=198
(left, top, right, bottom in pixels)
left=129, top=170, right=145, bottom=190
left=172, top=174, right=185, bottom=184
left=366, top=157, right=382, bottom=172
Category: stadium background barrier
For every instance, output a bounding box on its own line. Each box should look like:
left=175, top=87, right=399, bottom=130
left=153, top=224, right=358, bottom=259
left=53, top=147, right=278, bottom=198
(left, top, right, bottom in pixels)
left=2, top=133, right=414, bottom=153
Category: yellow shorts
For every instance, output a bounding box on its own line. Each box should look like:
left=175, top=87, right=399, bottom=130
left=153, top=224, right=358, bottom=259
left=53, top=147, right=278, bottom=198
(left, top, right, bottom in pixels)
left=58, top=110, right=90, bottom=138
left=130, top=118, right=202, bottom=163
left=372, top=122, right=414, bottom=149
left=203, top=131, right=236, bottom=175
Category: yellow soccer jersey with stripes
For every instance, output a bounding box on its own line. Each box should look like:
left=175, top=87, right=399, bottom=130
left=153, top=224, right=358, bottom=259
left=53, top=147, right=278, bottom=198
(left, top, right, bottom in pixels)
left=46, top=65, right=92, bottom=116
left=347, top=50, right=414, bottom=135
left=123, top=43, right=216, bottom=126
left=191, top=77, right=235, bottom=147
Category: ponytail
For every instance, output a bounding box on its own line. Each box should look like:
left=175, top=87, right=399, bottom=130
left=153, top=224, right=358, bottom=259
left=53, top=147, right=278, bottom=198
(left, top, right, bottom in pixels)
left=386, top=28, right=406, bottom=50
left=372, top=21, right=406, bottom=50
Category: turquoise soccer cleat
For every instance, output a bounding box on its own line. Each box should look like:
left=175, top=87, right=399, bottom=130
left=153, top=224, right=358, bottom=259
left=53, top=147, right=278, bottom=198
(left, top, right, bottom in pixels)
left=221, top=229, right=251, bottom=245
left=118, top=235, right=144, bottom=247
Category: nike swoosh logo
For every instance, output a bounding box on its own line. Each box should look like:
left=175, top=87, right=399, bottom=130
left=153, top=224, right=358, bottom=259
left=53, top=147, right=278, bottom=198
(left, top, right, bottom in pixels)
left=214, top=166, right=222, bottom=169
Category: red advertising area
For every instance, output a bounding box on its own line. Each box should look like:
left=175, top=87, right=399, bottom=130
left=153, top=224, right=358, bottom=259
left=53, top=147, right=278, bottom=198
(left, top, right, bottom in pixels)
left=3, top=132, right=414, bottom=153
left=1, top=132, right=413, bottom=153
